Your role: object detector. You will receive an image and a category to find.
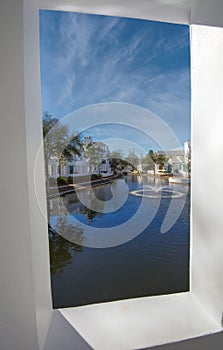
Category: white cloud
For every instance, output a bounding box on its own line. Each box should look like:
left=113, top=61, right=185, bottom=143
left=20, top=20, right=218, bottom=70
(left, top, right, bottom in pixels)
left=41, top=11, right=190, bottom=146
left=164, top=30, right=189, bottom=52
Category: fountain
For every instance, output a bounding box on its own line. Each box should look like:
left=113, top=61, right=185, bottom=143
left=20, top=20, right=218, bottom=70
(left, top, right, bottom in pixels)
left=130, top=185, right=185, bottom=199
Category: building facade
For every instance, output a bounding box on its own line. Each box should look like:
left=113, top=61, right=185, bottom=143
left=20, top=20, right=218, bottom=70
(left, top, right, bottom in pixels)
left=48, top=138, right=112, bottom=180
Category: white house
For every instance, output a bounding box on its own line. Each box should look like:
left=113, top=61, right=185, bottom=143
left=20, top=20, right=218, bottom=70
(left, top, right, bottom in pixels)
left=48, top=155, right=90, bottom=178
left=131, top=141, right=191, bottom=176
left=48, top=138, right=112, bottom=179
left=157, top=140, right=191, bottom=177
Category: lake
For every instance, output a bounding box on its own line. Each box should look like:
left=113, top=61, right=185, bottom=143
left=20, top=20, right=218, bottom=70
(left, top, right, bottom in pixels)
left=49, top=175, right=190, bottom=308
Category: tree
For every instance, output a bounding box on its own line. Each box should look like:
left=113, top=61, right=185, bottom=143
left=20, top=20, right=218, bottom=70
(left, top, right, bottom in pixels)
left=154, top=153, right=167, bottom=168
left=83, top=142, right=105, bottom=174
left=125, top=153, right=139, bottom=172
left=110, top=149, right=124, bottom=160
left=108, top=150, right=128, bottom=175
left=142, top=150, right=154, bottom=174
left=185, top=156, right=191, bottom=178
left=42, top=111, right=82, bottom=225
left=42, top=111, right=82, bottom=186
left=145, top=150, right=167, bottom=175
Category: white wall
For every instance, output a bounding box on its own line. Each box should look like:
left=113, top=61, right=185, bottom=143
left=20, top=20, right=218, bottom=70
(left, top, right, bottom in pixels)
left=0, top=1, right=52, bottom=349
left=23, top=0, right=53, bottom=347
left=191, top=24, right=223, bottom=323
left=1, top=0, right=223, bottom=349
left=0, top=1, right=43, bottom=349
left=191, top=0, right=223, bottom=27
left=39, top=0, right=191, bottom=25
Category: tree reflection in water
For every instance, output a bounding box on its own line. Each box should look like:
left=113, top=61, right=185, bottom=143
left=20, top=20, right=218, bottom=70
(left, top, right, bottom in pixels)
left=48, top=184, right=119, bottom=276
left=83, top=207, right=101, bottom=221
left=49, top=215, right=84, bottom=275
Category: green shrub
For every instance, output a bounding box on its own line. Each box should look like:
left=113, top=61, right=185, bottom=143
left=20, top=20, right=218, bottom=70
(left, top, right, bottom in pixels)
left=57, top=176, right=69, bottom=186
left=67, top=176, right=74, bottom=184
left=91, top=174, right=101, bottom=180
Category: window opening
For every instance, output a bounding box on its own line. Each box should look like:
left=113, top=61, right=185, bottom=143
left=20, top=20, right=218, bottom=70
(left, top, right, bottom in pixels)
left=39, top=10, right=191, bottom=308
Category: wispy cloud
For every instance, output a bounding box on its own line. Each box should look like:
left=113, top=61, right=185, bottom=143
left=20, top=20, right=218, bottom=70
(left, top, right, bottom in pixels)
left=39, top=11, right=190, bottom=146
left=163, top=30, right=189, bottom=52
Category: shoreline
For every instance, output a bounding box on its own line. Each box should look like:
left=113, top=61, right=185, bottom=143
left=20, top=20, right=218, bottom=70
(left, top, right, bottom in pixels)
left=47, top=173, right=190, bottom=198
left=47, top=174, right=122, bottom=198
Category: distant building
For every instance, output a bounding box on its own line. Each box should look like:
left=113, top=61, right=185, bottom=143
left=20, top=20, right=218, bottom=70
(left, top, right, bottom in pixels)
left=157, top=140, right=191, bottom=177
left=83, top=136, right=93, bottom=148
left=47, top=137, right=112, bottom=180
left=48, top=154, right=90, bottom=178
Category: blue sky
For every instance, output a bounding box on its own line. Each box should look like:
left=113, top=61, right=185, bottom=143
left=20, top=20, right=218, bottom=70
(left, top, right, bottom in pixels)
left=39, top=10, right=190, bottom=152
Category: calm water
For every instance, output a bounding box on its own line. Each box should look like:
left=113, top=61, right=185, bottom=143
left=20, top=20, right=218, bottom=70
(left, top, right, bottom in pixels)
left=49, top=175, right=190, bottom=308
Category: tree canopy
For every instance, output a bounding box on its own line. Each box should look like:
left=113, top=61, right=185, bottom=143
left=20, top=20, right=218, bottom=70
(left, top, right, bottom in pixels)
left=42, top=111, right=82, bottom=167
left=83, top=142, right=106, bottom=172
left=142, top=150, right=168, bottom=173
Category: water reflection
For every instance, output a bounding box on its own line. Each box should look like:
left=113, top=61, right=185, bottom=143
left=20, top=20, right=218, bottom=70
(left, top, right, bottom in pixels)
left=49, top=176, right=188, bottom=245
left=129, top=174, right=169, bottom=187
left=49, top=231, right=82, bottom=276
left=84, top=207, right=101, bottom=221
left=76, top=179, right=129, bottom=213
left=48, top=175, right=190, bottom=307
left=53, top=215, right=85, bottom=246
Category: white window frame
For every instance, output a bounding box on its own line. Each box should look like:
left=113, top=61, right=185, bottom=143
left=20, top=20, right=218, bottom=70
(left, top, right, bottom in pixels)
left=23, top=1, right=223, bottom=349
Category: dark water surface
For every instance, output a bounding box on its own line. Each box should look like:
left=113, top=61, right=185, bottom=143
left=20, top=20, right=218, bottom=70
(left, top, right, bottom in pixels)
left=49, top=175, right=190, bottom=308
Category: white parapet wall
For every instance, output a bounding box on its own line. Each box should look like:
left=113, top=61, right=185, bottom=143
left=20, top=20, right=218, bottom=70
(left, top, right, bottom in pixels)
left=1, top=1, right=223, bottom=350
left=0, top=1, right=52, bottom=350
left=190, top=23, right=223, bottom=323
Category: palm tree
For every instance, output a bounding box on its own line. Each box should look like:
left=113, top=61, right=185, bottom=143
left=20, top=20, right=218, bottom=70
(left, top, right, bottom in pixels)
left=42, top=111, right=82, bottom=184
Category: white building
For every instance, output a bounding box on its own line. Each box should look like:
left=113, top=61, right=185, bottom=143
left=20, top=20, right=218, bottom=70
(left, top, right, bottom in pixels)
left=83, top=136, right=93, bottom=148
left=48, top=155, right=90, bottom=178
left=48, top=138, right=112, bottom=179
left=157, top=140, right=191, bottom=177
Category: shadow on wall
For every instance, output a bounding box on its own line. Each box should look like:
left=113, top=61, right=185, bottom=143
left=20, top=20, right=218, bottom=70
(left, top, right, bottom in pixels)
left=44, top=311, right=93, bottom=350
left=148, top=331, right=223, bottom=350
